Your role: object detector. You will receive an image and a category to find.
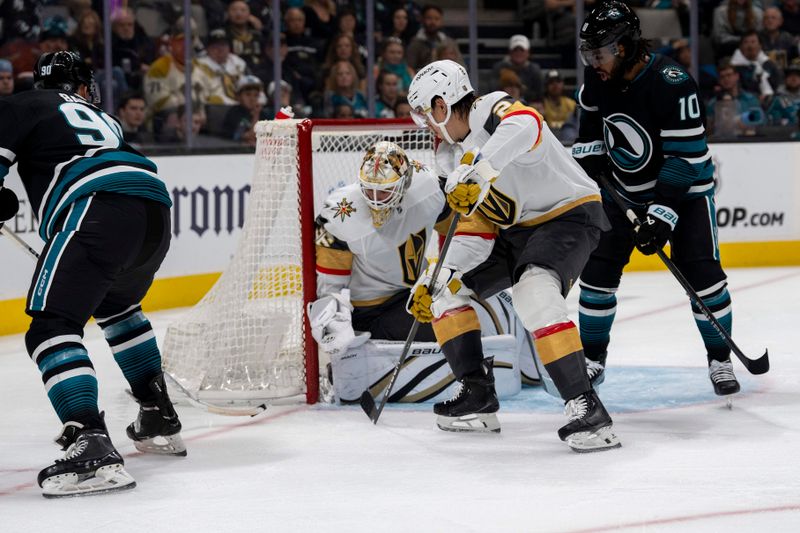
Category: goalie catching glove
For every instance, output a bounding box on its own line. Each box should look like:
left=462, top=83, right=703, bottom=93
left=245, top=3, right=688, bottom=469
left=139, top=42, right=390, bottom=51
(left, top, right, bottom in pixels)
left=444, top=150, right=498, bottom=217
left=406, top=262, right=470, bottom=322
left=307, top=289, right=370, bottom=355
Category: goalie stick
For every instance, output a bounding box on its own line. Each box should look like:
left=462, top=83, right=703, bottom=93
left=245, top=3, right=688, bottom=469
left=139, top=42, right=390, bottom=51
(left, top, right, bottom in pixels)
left=1, top=225, right=268, bottom=415
left=597, top=173, right=769, bottom=375
left=360, top=212, right=461, bottom=423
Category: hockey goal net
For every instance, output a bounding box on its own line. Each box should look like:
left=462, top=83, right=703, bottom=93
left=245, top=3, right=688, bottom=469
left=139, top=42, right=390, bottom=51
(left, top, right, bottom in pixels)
left=162, top=118, right=435, bottom=405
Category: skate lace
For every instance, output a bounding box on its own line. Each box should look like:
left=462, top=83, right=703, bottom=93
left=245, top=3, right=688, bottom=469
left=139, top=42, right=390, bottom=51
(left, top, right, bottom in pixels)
left=564, top=396, right=589, bottom=421
left=585, top=359, right=604, bottom=380
left=59, top=438, right=88, bottom=462
left=709, top=360, right=735, bottom=383
left=444, top=382, right=466, bottom=404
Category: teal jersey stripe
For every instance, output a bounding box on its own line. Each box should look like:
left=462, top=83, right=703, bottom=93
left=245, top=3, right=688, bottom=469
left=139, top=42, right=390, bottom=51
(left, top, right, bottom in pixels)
left=38, top=347, right=90, bottom=373
left=0, top=163, right=7, bottom=180
left=662, top=139, right=708, bottom=153
left=43, top=150, right=157, bottom=220
left=42, top=171, right=171, bottom=239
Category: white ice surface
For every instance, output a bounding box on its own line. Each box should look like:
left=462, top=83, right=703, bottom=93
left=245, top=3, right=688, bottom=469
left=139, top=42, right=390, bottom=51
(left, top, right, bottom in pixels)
left=1, top=267, right=799, bottom=532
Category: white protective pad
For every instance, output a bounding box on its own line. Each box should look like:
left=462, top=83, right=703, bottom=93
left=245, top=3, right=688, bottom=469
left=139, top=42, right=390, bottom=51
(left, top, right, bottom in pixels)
left=329, top=334, right=521, bottom=403
left=511, top=265, right=569, bottom=332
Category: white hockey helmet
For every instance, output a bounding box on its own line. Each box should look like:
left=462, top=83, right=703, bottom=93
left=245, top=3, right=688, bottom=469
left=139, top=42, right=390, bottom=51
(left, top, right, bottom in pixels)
left=358, top=141, right=413, bottom=228
left=407, top=60, right=474, bottom=144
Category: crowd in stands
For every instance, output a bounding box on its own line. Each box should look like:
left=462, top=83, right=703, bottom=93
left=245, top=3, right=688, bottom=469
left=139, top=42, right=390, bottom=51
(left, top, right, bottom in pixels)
left=2, top=1, right=800, bottom=147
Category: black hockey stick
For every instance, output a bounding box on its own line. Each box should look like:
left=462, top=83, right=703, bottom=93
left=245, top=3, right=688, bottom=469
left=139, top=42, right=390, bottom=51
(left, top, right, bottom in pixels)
left=596, top=174, right=769, bottom=375
left=360, top=212, right=461, bottom=423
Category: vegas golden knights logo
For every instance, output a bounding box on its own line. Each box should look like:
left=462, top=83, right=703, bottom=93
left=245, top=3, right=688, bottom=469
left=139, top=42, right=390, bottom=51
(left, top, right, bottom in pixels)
left=477, top=186, right=516, bottom=227
left=398, top=228, right=427, bottom=285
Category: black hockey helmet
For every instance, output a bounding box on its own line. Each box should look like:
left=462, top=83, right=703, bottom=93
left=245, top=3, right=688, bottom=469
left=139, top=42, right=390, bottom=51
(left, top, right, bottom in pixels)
left=33, top=51, right=100, bottom=103
left=579, top=1, right=642, bottom=67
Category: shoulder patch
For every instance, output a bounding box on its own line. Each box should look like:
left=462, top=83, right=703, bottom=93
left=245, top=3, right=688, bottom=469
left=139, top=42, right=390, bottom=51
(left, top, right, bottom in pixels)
left=148, top=56, right=172, bottom=79
left=660, top=66, right=689, bottom=85
left=331, top=197, right=357, bottom=222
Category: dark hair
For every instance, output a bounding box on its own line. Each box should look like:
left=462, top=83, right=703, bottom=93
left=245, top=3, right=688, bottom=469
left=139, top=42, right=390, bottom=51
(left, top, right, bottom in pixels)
left=447, top=92, right=477, bottom=119
left=740, top=30, right=762, bottom=44
left=393, top=97, right=410, bottom=111
left=421, top=4, right=443, bottom=16
left=118, top=91, right=145, bottom=110
left=376, top=69, right=399, bottom=93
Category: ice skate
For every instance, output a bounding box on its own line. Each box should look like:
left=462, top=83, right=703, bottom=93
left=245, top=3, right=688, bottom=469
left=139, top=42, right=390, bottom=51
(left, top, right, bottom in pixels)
left=38, top=423, right=135, bottom=498
left=434, top=357, right=500, bottom=433
left=127, top=373, right=186, bottom=456
left=558, top=389, right=621, bottom=453
left=708, top=359, right=740, bottom=396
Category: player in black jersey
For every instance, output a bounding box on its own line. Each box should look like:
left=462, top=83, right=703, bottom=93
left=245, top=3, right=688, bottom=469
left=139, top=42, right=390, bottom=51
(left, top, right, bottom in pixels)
left=572, top=2, right=740, bottom=397
left=0, top=51, right=185, bottom=498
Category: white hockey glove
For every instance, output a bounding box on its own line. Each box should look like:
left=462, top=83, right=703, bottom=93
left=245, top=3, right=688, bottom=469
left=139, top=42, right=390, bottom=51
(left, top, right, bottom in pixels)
left=307, top=289, right=370, bottom=356
left=275, top=106, right=294, bottom=119
left=444, top=151, right=498, bottom=217
left=406, top=262, right=470, bottom=323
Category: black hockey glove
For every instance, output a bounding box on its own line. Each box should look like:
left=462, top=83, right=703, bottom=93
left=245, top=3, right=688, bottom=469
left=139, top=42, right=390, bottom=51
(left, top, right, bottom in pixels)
left=0, top=187, right=19, bottom=221
left=634, top=204, right=677, bottom=255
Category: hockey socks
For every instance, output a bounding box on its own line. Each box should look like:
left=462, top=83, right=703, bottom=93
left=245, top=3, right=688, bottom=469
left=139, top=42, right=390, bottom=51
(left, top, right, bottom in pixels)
left=97, top=306, right=163, bottom=402
left=432, top=306, right=484, bottom=379
left=693, top=284, right=733, bottom=362
left=33, top=338, right=99, bottom=425
left=534, top=321, right=592, bottom=401
left=578, top=285, right=616, bottom=362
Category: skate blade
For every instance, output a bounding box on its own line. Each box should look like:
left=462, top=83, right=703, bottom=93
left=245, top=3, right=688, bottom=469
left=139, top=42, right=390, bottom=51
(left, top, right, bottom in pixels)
left=133, top=434, right=187, bottom=456
left=566, top=426, right=621, bottom=453
left=437, top=413, right=501, bottom=433
left=42, top=463, right=136, bottom=498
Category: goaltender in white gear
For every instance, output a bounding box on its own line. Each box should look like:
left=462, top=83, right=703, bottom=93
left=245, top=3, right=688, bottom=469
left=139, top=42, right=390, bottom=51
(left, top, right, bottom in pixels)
left=406, top=60, right=619, bottom=450
left=308, top=141, right=543, bottom=403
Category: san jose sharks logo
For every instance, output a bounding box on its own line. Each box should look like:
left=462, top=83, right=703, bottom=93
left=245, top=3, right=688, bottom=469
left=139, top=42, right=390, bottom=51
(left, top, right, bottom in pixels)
left=602, top=113, right=652, bottom=173
left=332, top=198, right=356, bottom=221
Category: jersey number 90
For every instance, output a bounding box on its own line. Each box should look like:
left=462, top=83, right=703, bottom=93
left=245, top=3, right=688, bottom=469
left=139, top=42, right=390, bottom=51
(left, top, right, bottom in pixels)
left=59, top=102, right=124, bottom=148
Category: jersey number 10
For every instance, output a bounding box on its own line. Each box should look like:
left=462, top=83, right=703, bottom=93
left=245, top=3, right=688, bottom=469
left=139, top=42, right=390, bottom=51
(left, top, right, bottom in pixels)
left=678, top=94, right=701, bottom=121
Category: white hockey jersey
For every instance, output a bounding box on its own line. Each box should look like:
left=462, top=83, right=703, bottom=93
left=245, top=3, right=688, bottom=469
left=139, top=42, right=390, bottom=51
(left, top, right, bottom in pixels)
left=440, top=91, right=602, bottom=273
left=315, top=166, right=448, bottom=306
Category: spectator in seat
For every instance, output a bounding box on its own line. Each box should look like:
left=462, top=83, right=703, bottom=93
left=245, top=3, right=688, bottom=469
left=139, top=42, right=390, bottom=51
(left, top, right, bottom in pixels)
left=303, top=0, right=338, bottom=43
left=323, top=34, right=367, bottom=90
left=780, top=0, right=800, bottom=36
left=222, top=75, right=270, bottom=146
left=226, top=0, right=264, bottom=73
left=0, top=60, right=15, bottom=96
left=760, top=7, right=798, bottom=69
left=285, top=7, right=324, bottom=64
left=111, top=7, right=156, bottom=92
left=198, top=28, right=248, bottom=105
left=323, top=60, right=368, bottom=119
left=333, top=103, right=355, bottom=119
left=383, top=6, right=416, bottom=46
left=117, top=92, right=153, bottom=144
left=374, top=70, right=401, bottom=118
left=498, top=68, right=526, bottom=104
left=267, top=79, right=303, bottom=118
left=38, top=17, right=71, bottom=54
left=336, top=6, right=367, bottom=54
left=491, top=34, right=543, bottom=103
left=766, top=61, right=800, bottom=125
left=540, top=69, right=576, bottom=134
left=731, top=31, right=783, bottom=100
left=374, top=37, right=415, bottom=94
left=144, top=31, right=215, bottom=122
left=712, top=0, right=763, bottom=59
left=394, top=98, right=412, bottom=118
left=406, top=5, right=464, bottom=70
left=70, top=9, right=103, bottom=69
left=706, top=59, right=764, bottom=137
left=432, top=42, right=464, bottom=66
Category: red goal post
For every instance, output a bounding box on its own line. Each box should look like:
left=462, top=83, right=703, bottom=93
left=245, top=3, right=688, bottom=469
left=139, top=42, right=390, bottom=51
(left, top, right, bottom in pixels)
left=162, top=118, right=435, bottom=407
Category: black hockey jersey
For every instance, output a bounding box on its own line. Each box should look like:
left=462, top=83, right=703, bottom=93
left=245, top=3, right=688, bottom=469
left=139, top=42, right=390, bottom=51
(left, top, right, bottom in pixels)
left=0, top=89, right=171, bottom=240
left=572, top=54, right=714, bottom=209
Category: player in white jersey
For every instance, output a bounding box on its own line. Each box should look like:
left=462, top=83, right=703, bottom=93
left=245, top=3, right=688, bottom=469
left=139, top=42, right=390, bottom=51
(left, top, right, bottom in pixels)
left=307, top=142, right=543, bottom=404
left=406, top=60, right=619, bottom=451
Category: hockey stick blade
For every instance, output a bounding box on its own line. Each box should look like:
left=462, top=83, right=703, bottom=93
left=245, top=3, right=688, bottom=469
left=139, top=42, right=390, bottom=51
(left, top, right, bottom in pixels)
left=359, top=213, right=461, bottom=424
left=164, top=374, right=268, bottom=417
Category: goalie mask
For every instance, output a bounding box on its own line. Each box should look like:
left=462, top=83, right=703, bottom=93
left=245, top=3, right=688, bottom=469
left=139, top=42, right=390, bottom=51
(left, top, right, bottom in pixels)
left=407, top=60, right=473, bottom=145
left=358, top=141, right=412, bottom=228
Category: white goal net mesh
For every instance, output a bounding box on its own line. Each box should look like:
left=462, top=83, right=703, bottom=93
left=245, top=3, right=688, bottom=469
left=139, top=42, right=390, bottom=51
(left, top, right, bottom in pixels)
left=162, top=119, right=434, bottom=404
